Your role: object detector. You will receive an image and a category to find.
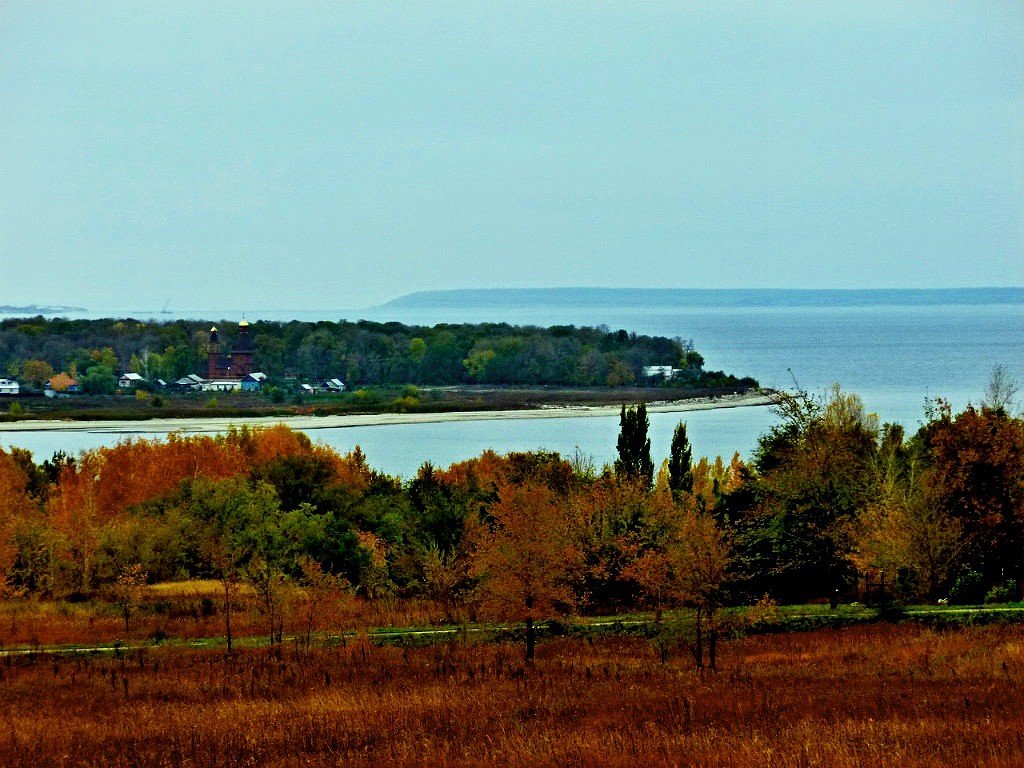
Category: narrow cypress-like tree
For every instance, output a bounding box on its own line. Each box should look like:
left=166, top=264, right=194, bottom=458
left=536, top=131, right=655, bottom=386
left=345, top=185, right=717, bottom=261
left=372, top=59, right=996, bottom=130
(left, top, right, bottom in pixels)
left=615, top=403, right=654, bottom=487
left=668, top=421, right=694, bottom=498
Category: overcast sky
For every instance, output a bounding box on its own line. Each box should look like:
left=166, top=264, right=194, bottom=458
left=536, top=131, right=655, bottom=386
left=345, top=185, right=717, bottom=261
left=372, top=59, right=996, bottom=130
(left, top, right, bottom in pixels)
left=1, top=1, right=1022, bottom=310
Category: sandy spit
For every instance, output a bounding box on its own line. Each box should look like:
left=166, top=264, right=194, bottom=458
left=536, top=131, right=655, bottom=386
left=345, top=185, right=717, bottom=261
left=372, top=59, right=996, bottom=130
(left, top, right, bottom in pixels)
left=0, top=391, right=777, bottom=435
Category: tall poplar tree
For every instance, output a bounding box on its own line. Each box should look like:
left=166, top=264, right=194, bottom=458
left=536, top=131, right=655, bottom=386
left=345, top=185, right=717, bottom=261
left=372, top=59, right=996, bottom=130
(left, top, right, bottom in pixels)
left=668, top=421, right=694, bottom=498
left=615, top=403, right=654, bottom=488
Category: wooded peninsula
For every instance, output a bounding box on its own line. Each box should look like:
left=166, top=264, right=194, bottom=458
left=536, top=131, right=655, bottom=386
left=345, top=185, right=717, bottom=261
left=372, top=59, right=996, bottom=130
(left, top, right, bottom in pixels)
left=0, top=316, right=758, bottom=421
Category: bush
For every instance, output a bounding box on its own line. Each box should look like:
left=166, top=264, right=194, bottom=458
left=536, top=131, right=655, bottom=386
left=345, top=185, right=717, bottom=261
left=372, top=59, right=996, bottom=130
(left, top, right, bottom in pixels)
left=7, top=401, right=24, bottom=416
left=949, top=571, right=986, bottom=605
left=391, top=395, right=420, bottom=412
left=985, top=580, right=1018, bottom=604
left=352, top=388, right=381, bottom=405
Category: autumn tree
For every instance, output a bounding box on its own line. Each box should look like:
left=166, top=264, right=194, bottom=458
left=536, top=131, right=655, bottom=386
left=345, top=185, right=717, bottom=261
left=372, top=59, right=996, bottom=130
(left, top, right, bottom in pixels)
left=111, top=563, right=148, bottom=634
left=570, top=474, right=664, bottom=612
left=916, top=402, right=1024, bottom=593
left=852, top=423, right=967, bottom=600
left=628, top=497, right=731, bottom=669
left=470, top=483, right=580, bottom=660
left=19, top=359, right=53, bottom=389
left=296, top=556, right=351, bottom=652
left=615, top=403, right=653, bottom=488
left=48, top=372, right=76, bottom=392
left=722, top=386, right=878, bottom=602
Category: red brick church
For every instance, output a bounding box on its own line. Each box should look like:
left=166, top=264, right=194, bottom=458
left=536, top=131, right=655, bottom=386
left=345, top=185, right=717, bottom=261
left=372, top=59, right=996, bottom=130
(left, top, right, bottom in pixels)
left=206, top=320, right=256, bottom=380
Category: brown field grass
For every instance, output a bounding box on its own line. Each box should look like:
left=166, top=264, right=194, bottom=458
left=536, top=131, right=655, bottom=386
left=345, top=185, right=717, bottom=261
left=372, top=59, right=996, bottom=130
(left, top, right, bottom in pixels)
left=0, top=594, right=454, bottom=648
left=1, top=623, right=1022, bottom=767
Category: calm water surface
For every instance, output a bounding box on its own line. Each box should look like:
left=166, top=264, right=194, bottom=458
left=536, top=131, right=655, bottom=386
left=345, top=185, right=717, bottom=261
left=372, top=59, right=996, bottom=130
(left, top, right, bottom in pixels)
left=2, top=302, right=1020, bottom=477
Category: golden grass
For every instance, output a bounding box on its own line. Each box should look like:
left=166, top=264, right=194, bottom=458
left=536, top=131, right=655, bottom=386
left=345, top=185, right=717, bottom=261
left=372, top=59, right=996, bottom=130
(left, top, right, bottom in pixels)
left=143, top=580, right=246, bottom=599
left=1, top=623, right=1022, bottom=766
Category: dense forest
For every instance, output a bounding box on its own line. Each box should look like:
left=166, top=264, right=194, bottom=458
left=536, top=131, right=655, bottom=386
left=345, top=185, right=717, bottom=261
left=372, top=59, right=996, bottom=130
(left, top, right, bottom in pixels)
left=0, top=316, right=756, bottom=390
left=1, top=384, right=1021, bottom=656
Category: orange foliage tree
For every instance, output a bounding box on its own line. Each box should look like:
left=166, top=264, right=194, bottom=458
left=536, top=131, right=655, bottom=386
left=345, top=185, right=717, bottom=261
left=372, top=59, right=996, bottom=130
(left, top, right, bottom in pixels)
left=627, top=497, right=731, bottom=669
left=919, top=403, right=1024, bottom=593
left=470, top=483, right=581, bottom=660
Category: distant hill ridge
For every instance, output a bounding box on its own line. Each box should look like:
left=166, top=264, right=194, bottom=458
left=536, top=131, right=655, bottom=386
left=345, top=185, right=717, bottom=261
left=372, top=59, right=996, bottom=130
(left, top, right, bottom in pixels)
left=383, top=287, right=1024, bottom=309
left=0, top=304, right=87, bottom=314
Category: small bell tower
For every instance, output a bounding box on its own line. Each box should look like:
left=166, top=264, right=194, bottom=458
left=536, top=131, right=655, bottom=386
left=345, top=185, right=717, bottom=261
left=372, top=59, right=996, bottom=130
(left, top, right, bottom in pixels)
left=206, top=326, right=222, bottom=379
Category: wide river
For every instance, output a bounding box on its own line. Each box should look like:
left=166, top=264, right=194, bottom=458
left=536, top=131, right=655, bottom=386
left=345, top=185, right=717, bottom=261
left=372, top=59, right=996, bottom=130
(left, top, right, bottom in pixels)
left=2, top=300, right=1021, bottom=477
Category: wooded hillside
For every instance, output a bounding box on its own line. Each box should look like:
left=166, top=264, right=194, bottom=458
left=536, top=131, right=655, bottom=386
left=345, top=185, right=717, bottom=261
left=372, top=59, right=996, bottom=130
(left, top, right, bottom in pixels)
left=0, top=317, right=757, bottom=389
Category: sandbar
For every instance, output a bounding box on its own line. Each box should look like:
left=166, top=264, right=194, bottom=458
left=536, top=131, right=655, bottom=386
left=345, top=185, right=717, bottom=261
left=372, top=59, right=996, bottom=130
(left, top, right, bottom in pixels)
left=0, top=390, right=776, bottom=435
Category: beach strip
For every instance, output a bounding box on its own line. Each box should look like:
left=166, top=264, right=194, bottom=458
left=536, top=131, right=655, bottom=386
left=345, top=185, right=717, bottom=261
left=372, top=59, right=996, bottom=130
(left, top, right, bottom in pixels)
left=0, top=391, right=776, bottom=435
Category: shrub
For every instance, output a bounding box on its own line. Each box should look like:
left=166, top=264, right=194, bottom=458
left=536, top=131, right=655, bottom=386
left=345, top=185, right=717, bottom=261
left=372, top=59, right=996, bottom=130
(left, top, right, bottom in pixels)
left=985, top=580, right=1018, bottom=604
left=352, top=388, right=381, bottom=405
left=391, top=395, right=420, bottom=412
left=949, top=571, right=986, bottom=605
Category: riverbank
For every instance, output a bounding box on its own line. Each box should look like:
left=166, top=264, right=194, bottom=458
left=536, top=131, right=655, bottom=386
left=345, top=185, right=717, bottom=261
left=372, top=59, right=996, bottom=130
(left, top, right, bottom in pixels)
left=0, top=389, right=775, bottom=435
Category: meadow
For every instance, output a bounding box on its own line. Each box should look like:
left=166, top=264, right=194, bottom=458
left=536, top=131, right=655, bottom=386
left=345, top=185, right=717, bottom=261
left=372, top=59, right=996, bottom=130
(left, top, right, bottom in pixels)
left=1, top=622, right=1021, bottom=767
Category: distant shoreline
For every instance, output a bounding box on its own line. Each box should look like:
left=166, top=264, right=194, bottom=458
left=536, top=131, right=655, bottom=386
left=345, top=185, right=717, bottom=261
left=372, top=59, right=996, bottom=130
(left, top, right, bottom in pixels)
left=0, top=391, right=776, bottom=435
left=381, top=286, right=1024, bottom=310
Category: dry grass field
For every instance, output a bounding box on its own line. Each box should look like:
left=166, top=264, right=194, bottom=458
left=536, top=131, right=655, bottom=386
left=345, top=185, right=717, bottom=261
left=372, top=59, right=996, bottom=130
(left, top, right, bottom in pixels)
left=1, top=622, right=1022, bottom=767
left=0, top=591, right=450, bottom=648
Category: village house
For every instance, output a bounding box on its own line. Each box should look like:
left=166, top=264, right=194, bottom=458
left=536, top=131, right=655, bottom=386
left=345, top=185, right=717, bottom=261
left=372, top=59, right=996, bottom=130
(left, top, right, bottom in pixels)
left=241, top=372, right=267, bottom=392
left=0, top=378, right=20, bottom=395
left=642, top=365, right=681, bottom=380
left=172, top=374, right=205, bottom=391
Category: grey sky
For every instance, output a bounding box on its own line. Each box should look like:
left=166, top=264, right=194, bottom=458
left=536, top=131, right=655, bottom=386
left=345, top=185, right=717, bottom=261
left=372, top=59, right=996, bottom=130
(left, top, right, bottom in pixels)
left=1, top=1, right=1022, bottom=310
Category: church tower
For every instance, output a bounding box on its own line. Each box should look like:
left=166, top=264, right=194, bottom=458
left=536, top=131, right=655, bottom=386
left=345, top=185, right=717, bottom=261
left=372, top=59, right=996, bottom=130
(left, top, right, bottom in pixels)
left=231, top=319, right=255, bottom=377
left=206, top=326, right=222, bottom=379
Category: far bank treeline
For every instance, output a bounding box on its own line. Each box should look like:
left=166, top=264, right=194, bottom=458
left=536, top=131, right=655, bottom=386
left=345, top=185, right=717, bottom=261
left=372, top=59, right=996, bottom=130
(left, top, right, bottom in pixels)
left=1, top=388, right=1022, bottom=625
left=0, top=316, right=756, bottom=389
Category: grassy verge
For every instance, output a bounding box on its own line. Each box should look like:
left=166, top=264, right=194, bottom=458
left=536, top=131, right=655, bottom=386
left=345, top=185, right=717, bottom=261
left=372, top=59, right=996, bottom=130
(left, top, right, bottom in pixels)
left=5, top=601, right=1024, bottom=656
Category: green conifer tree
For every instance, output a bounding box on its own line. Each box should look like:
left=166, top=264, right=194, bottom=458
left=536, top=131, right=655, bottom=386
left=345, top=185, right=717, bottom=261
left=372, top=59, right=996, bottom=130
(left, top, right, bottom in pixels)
left=668, top=421, right=694, bottom=498
left=615, top=403, right=654, bottom=487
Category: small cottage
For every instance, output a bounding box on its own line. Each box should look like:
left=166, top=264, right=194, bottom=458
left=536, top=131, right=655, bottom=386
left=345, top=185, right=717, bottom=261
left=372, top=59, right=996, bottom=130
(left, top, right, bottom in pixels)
left=118, top=372, right=145, bottom=389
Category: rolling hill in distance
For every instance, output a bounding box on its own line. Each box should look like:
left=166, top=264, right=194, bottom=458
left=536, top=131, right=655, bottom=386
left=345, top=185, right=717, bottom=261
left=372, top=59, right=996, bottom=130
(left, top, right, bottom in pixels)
left=380, top=287, right=1024, bottom=310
